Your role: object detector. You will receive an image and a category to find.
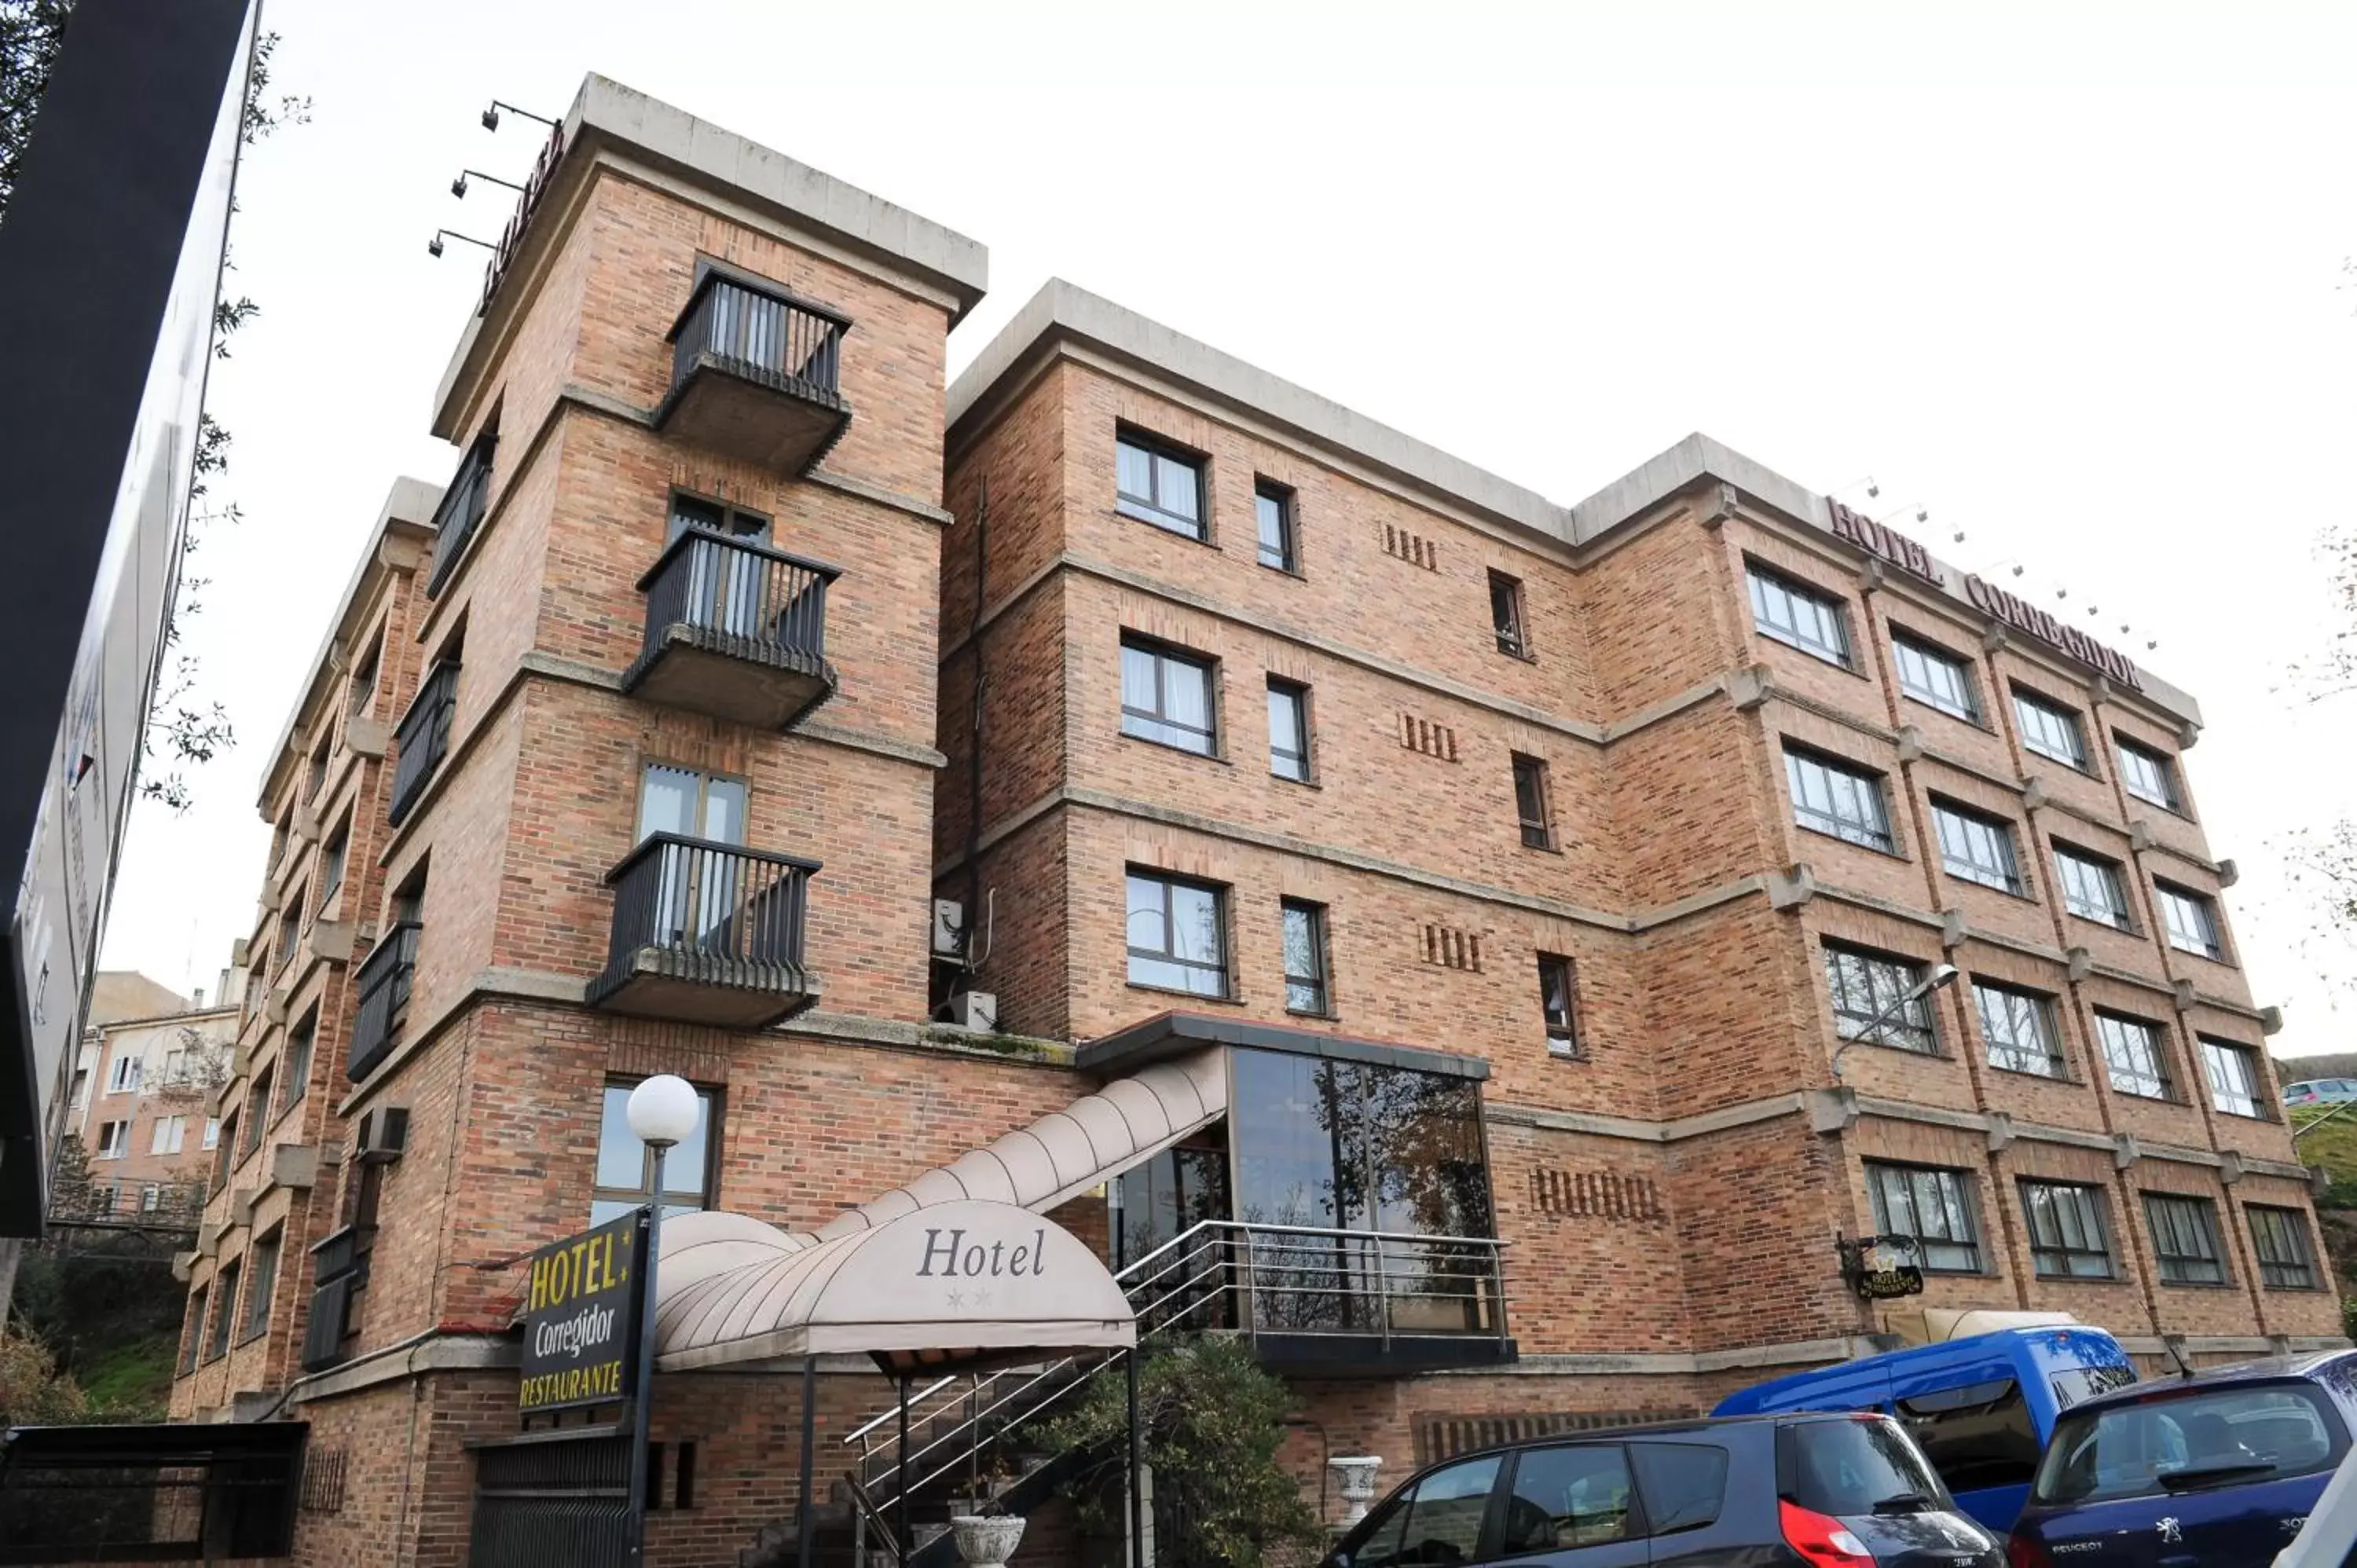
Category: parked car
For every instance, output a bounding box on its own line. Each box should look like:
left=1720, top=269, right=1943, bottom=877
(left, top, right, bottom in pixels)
left=1714, top=1325, right=2139, bottom=1533
left=2270, top=1441, right=2357, bottom=1568
left=2008, top=1350, right=2357, bottom=1568
left=1320, top=1411, right=2001, bottom=1568
left=2282, top=1079, right=2357, bottom=1108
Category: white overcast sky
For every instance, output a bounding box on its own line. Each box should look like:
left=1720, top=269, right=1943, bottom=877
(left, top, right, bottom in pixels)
left=100, top=0, right=2357, bottom=1061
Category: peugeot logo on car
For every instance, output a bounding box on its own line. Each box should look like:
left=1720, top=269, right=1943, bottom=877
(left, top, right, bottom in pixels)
left=2157, top=1518, right=2183, bottom=1544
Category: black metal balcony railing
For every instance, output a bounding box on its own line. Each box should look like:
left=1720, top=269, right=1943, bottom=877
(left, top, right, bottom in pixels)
left=345, top=921, right=420, bottom=1083
left=669, top=273, right=846, bottom=403
left=588, top=834, right=819, bottom=1024
left=658, top=272, right=852, bottom=474
left=621, top=529, right=844, bottom=729
left=299, top=1222, right=374, bottom=1372
left=387, top=661, right=460, bottom=827
left=642, top=528, right=838, bottom=664
left=425, top=431, right=498, bottom=598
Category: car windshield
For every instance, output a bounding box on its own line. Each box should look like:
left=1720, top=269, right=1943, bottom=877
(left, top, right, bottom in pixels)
left=1785, top=1417, right=1949, bottom=1515
left=2033, top=1384, right=2345, bottom=1504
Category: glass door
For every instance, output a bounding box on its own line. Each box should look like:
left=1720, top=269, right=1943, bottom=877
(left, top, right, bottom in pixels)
left=637, top=764, right=750, bottom=949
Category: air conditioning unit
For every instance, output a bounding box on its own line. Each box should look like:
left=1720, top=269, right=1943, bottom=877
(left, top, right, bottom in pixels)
left=356, top=1106, right=410, bottom=1164
left=931, top=899, right=966, bottom=962
left=946, top=991, right=999, bottom=1033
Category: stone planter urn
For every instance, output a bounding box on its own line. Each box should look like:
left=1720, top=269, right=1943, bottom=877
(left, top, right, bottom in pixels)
left=1329, top=1456, right=1384, bottom=1526
left=950, top=1515, right=1026, bottom=1567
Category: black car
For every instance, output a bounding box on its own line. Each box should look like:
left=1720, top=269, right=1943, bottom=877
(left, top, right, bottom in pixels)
left=1323, top=1412, right=2002, bottom=1568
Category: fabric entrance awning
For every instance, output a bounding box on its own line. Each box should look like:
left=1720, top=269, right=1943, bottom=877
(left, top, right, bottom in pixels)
left=654, top=1198, right=1135, bottom=1374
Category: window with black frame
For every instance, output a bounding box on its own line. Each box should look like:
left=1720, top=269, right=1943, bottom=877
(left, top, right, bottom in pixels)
left=1281, top=899, right=1329, bottom=1016
left=2247, top=1205, right=2320, bottom=1289
left=1226, top=1049, right=1494, bottom=1335
left=1865, top=1161, right=1982, bottom=1272
left=2093, top=1012, right=2172, bottom=1100
left=1747, top=564, right=1852, bottom=666
left=1490, top=570, right=1530, bottom=658
left=2143, top=1192, right=2227, bottom=1284
left=1974, top=980, right=2065, bottom=1078
left=1934, top=800, right=2025, bottom=894
left=1255, top=481, right=1296, bottom=572
left=2200, top=1037, right=2265, bottom=1119
left=1120, top=636, right=1218, bottom=756
left=2158, top=882, right=2226, bottom=961
left=1823, top=942, right=1937, bottom=1054
left=2116, top=737, right=2182, bottom=811
left=1127, top=870, right=1229, bottom=998
left=1891, top=632, right=1981, bottom=721
left=2019, top=1180, right=2115, bottom=1278
left=592, top=1079, right=717, bottom=1225
left=1116, top=428, right=1206, bottom=540
left=1538, top=954, right=1580, bottom=1059
left=1512, top=753, right=1555, bottom=849
left=1785, top=746, right=1894, bottom=852
left=2053, top=844, right=2133, bottom=929
left=2013, top=689, right=2089, bottom=771
left=1266, top=678, right=1312, bottom=782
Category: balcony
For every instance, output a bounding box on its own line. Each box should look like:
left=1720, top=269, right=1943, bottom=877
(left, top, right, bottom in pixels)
left=299, top=1222, right=373, bottom=1372
left=621, top=529, right=841, bottom=730
left=345, top=921, right=420, bottom=1083
left=424, top=430, right=497, bottom=598
left=587, top=833, right=819, bottom=1028
left=656, top=270, right=851, bottom=474
left=387, top=661, right=459, bottom=827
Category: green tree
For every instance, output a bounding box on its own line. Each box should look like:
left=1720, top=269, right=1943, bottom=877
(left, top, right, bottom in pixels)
left=1039, top=1339, right=1324, bottom=1568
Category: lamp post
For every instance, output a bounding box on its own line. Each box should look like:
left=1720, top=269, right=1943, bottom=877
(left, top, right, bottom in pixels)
left=623, top=1073, right=699, bottom=1567
left=1830, top=963, right=1959, bottom=1082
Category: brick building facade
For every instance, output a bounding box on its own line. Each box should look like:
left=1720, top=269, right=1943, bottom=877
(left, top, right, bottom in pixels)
left=58, top=977, right=239, bottom=1225
left=164, top=74, right=2338, bottom=1567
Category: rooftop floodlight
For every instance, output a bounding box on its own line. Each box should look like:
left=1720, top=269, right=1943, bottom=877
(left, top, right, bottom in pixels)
left=451, top=169, right=525, bottom=200
left=482, top=99, right=557, bottom=133
left=427, top=229, right=497, bottom=258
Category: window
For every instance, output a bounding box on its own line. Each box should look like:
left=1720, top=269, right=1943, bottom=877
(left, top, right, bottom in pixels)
left=2201, top=1037, right=2265, bottom=1119
left=95, top=1119, right=129, bottom=1159
left=319, top=825, right=348, bottom=909
left=1280, top=900, right=1329, bottom=1016
left=1511, top=754, right=1554, bottom=850
left=2157, top=883, right=2225, bottom=961
left=1351, top=1455, right=1501, bottom=1568
left=1974, top=980, right=2064, bottom=1078
left=275, top=897, right=304, bottom=971
left=181, top=1285, right=207, bottom=1372
left=306, top=736, right=330, bottom=800
left=140, top=1184, right=161, bottom=1213
left=270, top=815, right=289, bottom=868
left=348, top=627, right=382, bottom=715
left=2020, top=1181, right=2115, bottom=1278
left=1823, top=943, right=1937, bottom=1055
left=2013, top=689, right=2089, bottom=770
left=1254, top=481, right=1295, bottom=571
left=150, top=1115, right=186, bottom=1156
left=1266, top=679, right=1312, bottom=782
left=1783, top=1419, right=1945, bottom=1518
left=212, top=1113, right=236, bottom=1189
left=1898, top=1379, right=2043, bottom=1493
left=2094, top=1012, right=2172, bottom=1100
left=245, top=1071, right=273, bottom=1151
left=1892, top=633, right=1981, bottom=721
left=2052, top=844, right=2132, bottom=929
left=1628, top=1443, right=1728, bottom=1535
left=1865, top=1162, right=1982, bottom=1271
left=241, top=1228, right=282, bottom=1343
left=2035, top=1385, right=2341, bottom=1507
left=2248, top=1205, right=2320, bottom=1290
left=1490, top=570, right=1530, bottom=658
left=1783, top=747, right=1893, bottom=852
left=1933, top=800, right=2024, bottom=894
left=106, top=1053, right=142, bottom=1094
left=1115, top=429, right=1204, bottom=540
left=1538, top=954, right=1580, bottom=1059
left=591, top=1079, right=718, bottom=1225
left=2117, top=738, right=2182, bottom=811
left=201, top=1116, right=220, bottom=1150
left=1496, top=1444, right=1636, bottom=1552
left=1120, top=637, right=1217, bottom=757
left=282, top=1015, right=315, bottom=1113
left=1125, top=871, right=1228, bottom=998
left=205, top=1260, right=240, bottom=1359
left=1747, top=564, right=1852, bottom=666
left=2143, top=1192, right=2227, bottom=1284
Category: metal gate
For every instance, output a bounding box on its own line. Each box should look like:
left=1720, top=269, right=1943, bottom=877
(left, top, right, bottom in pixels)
left=466, top=1427, right=632, bottom=1568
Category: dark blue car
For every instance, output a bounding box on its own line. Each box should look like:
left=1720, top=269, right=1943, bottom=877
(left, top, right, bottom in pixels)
left=2007, top=1350, right=2357, bottom=1568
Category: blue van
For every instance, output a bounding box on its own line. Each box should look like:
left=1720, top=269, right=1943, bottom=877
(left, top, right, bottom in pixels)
left=1713, top=1326, right=2139, bottom=1533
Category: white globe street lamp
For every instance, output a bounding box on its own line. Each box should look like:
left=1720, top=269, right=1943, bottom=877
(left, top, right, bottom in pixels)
left=623, top=1073, right=698, bottom=1566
